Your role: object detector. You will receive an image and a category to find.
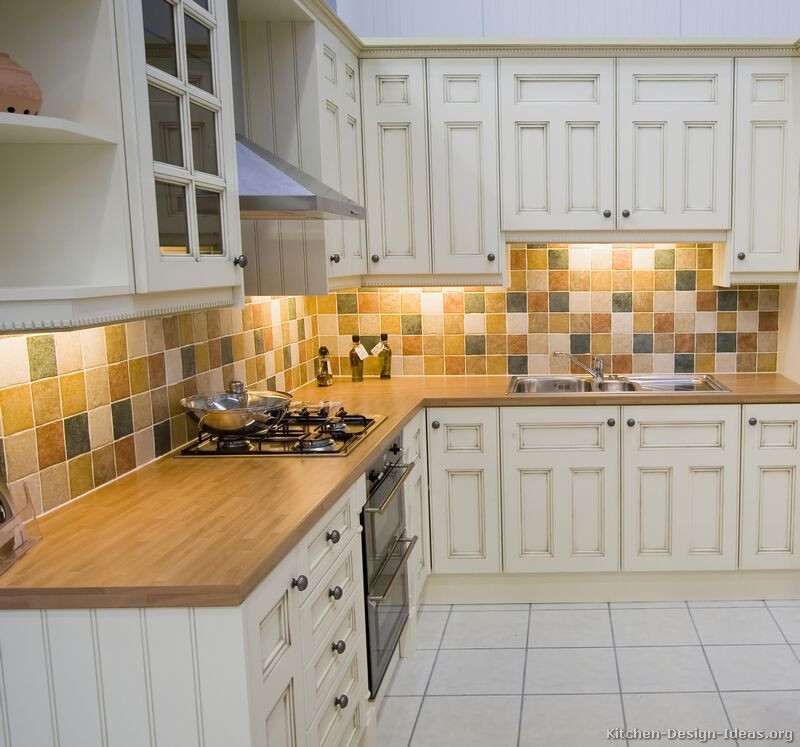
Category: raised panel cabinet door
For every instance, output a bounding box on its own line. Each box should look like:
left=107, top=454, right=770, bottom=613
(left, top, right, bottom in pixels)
left=243, top=548, right=307, bottom=746
left=404, top=410, right=431, bottom=600
left=731, top=58, right=800, bottom=274
left=427, top=407, right=501, bottom=573
left=361, top=58, right=431, bottom=274
left=428, top=58, right=502, bottom=274
left=741, top=404, right=800, bottom=569
left=622, top=405, right=740, bottom=571
left=617, top=58, right=733, bottom=230
left=501, top=406, right=620, bottom=572
left=499, top=58, right=615, bottom=231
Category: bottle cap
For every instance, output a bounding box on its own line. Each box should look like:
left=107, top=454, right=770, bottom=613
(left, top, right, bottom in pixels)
left=380, top=333, right=388, bottom=341
left=352, top=334, right=360, bottom=342
left=319, top=346, right=329, bottom=356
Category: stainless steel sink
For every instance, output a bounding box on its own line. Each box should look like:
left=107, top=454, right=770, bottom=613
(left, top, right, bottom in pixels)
left=507, top=374, right=729, bottom=394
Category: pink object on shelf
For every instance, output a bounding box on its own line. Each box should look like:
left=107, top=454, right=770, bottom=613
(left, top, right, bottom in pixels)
left=0, top=52, right=43, bottom=116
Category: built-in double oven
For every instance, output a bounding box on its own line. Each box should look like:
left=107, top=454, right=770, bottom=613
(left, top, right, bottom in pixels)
left=360, top=435, right=417, bottom=698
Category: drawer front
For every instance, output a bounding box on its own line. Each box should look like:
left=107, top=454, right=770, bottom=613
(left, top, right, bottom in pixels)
left=300, top=538, right=362, bottom=655
left=303, top=586, right=366, bottom=719
left=306, top=647, right=366, bottom=747
left=297, top=482, right=359, bottom=587
left=403, top=410, right=425, bottom=465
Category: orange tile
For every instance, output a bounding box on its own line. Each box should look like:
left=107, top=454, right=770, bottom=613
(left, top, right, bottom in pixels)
left=36, top=421, right=66, bottom=470
left=697, top=248, right=714, bottom=270
left=696, top=291, right=717, bottom=311
left=549, top=314, right=570, bottom=334
left=444, top=335, right=465, bottom=355
left=696, top=334, right=716, bottom=354
left=508, top=335, right=527, bottom=355
left=381, top=314, right=402, bottom=335
left=675, top=334, right=695, bottom=353
left=444, top=315, right=465, bottom=334
left=31, top=378, right=61, bottom=425
left=445, top=356, right=465, bottom=375
left=654, top=313, right=674, bottom=333
left=108, top=362, right=130, bottom=402
left=612, top=249, right=632, bottom=270
left=633, top=270, right=654, bottom=290
left=466, top=356, right=487, bottom=375
left=549, top=270, right=569, bottom=291
left=592, top=313, right=611, bottom=333
left=486, top=355, right=506, bottom=375
left=59, top=372, right=87, bottom=418
left=402, top=336, right=423, bottom=356
left=129, top=357, right=150, bottom=395
left=423, top=356, right=444, bottom=375
left=358, top=293, right=380, bottom=313
left=114, top=435, right=136, bottom=475
left=423, top=335, right=444, bottom=355
left=400, top=292, right=421, bottom=313
left=527, top=249, right=548, bottom=270
left=0, top=385, right=33, bottom=435
left=485, top=292, right=506, bottom=313
left=633, top=292, right=654, bottom=312
left=443, top=292, right=464, bottom=314
left=528, top=313, right=548, bottom=333
left=338, top=315, right=359, bottom=335
left=486, top=314, right=506, bottom=334
left=509, top=248, right=527, bottom=270
left=591, top=271, right=612, bottom=291
left=633, top=313, right=653, bottom=332
left=527, top=291, right=548, bottom=312
left=570, top=313, right=590, bottom=334
left=613, top=270, right=632, bottom=291
left=654, top=270, right=675, bottom=291
left=486, top=334, right=507, bottom=355
left=570, top=271, right=590, bottom=291
left=316, top=295, right=337, bottom=315
left=611, top=355, right=632, bottom=374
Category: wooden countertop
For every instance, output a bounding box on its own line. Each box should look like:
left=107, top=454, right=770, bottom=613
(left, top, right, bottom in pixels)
left=2, top=373, right=798, bottom=610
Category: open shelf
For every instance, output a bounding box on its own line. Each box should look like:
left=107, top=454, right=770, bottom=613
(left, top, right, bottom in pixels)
left=0, top=112, right=116, bottom=144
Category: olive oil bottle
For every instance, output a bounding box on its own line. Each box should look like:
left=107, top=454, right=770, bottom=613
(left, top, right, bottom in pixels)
left=316, top=346, right=333, bottom=387
left=376, top=333, right=392, bottom=379
left=349, top=335, right=366, bottom=382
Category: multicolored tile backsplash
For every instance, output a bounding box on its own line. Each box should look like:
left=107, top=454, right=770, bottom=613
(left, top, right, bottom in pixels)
left=316, top=243, right=779, bottom=378
left=0, top=242, right=782, bottom=517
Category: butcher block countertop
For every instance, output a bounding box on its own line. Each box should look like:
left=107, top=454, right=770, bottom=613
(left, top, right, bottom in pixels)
left=1, top=373, right=799, bottom=610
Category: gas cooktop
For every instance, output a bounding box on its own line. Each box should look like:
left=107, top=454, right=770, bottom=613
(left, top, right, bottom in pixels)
left=178, top=403, right=386, bottom=457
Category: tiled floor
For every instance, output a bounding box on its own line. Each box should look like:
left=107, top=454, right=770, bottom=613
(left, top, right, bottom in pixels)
left=377, top=600, right=800, bottom=746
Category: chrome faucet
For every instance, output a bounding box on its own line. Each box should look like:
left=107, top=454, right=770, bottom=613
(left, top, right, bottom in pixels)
left=554, top=351, right=604, bottom=381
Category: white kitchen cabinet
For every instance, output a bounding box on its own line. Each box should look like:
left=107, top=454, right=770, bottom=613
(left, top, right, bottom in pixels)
left=617, top=58, right=733, bottom=231
left=740, top=404, right=800, bottom=570
left=427, top=408, right=501, bottom=573
left=361, top=58, right=432, bottom=275
left=501, top=406, right=620, bottom=572
left=499, top=58, right=616, bottom=231
left=622, top=405, right=740, bottom=571
left=718, top=58, right=800, bottom=284
left=403, top=410, right=431, bottom=604
left=428, top=59, right=502, bottom=274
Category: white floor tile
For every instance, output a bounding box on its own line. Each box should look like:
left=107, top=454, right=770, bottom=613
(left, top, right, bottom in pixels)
left=419, top=604, right=451, bottom=612
left=624, top=693, right=730, bottom=745
left=609, top=601, right=687, bottom=609
left=453, top=603, right=529, bottom=611
left=441, top=610, right=529, bottom=649
left=770, top=607, right=800, bottom=644
left=616, top=646, right=715, bottom=693
left=611, top=608, right=699, bottom=646
left=766, top=599, right=800, bottom=607
left=532, top=602, right=608, bottom=610
left=416, top=610, right=449, bottom=649
left=524, top=648, right=619, bottom=694
left=386, top=650, right=437, bottom=696
left=528, top=609, right=613, bottom=647
left=428, top=648, right=525, bottom=695
left=691, top=607, right=785, bottom=645
left=687, top=600, right=765, bottom=608
left=519, top=694, right=624, bottom=747
left=411, top=695, right=519, bottom=747
left=706, top=645, right=800, bottom=691
left=723, top=691, right=800, bottom=746
left=377, top=696, right=422, bottom=747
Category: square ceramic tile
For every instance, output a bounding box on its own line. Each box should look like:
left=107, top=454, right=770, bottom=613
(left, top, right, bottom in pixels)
left=687, top=600, right=765, bottom=608
left=412, top=695, right=519, bottom=747
left=428, top=649, right=525, bottom=695
left=609, top=601, right=686, bottom=609
left=723, top=691, right=800, bottom=747
left=529, top=610, right=613, bottom=648
left=453, top=603, right=529, bottom=611
left=766, top=599, right=800, bottom=607
left=378, top=696, right=421, bottom=747
left=532, top=602, right=608, bottom=610
left=441, top=610, right=529, bottom=649
left=519, top=694, right=624, bottom=747
left=770, top=607, right=800, bottom=644
left=386, top=651, right=436, bottom=696
left=416, top=611, right=449, bottom=649
left=705, top=645, right=800, bottom=691
left=524, top=648, right=618, bottom=694
left=420, top=604, right=451, bottom=612
left=0, top=337, right=31, bottom=389
left=690, top=608, right=784, bottom=645
left=624, top=693, right=730, bottom=745
left=616, top=646, right=715, bottom=693
left=611, top=608, right=699, bottom=646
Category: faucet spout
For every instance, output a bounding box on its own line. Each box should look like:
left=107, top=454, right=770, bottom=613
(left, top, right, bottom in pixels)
left=553, top=351, right=604, bottom=381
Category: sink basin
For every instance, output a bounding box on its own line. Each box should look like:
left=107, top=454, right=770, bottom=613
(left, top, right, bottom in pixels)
left=507, top=374, right=729, bottom=394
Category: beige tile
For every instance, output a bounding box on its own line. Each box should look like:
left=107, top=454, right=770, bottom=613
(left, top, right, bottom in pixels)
left=0, top=384, right=34, bottom=435
left=7, top=475, right=42, bottom=515
left=125, top=321, right=147, bottom=359
left=134, top=427, right=155, bottom=465
left=67, top=454, right=94, bottom=499
left=85, top=366, right=110, bottom=409
left=88, top=405, right=113, bottom=448
left=54, top=330, right=83, bottom=373
left=31, top=378, right=61, bottom=426
left=145, top=317, right=165, bottom=353
left=40, top=462, right=69, bottom=512
left=0, top=336, right=30, bottom=388
left=3, top=430, right=38, bottom=481
left=132, top=392, right=153, bottom=431
left=80, top=327, right=106, bottom=368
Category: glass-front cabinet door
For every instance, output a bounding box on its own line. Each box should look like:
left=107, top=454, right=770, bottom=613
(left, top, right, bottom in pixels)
left=126, top=0, right=241, bottom=293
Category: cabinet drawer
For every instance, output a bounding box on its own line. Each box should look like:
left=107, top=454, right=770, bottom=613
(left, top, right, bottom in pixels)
left=300, top=538, right=362, bottom=655
left=306, top=647, right=366, bottom=747
left=297, top=483, right=359, bottom=587
left=303, top=586, right=366, bottom=720
left=403, top=410, right=425, bottom=464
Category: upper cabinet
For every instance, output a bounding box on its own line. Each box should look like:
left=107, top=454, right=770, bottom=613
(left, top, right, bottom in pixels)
left=500, top=58, right=616, bottom=231
left=617, top=58, right=733, bottom=231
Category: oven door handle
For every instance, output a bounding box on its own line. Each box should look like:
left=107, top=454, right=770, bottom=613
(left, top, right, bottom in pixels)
left=363, top=462, right=415, bottom=514
left=367, top=535, right=418, bottom=603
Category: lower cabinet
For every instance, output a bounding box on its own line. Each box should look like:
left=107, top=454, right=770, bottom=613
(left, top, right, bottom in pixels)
left=404, top=410, right=431, bottom=605
left=501, top=406, right=620, bottom=572
left=622, top=405, right=740, bottom=571
left=427, top=407, right=502, bottom=573
left=740, top=404, right=800, bottom=569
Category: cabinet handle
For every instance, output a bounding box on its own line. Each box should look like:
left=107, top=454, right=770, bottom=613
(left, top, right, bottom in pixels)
left=737, top=252, right=746, bottom=260
left=607, top=418, right=616, bottom=427
left=749, top=417, right=758, bottom=426
left=326, top=529, right=341, bottom=544
left=330, top=253, right=341, bottom=263
left=332, top=639, right=346, bottom=655
left=291, top=575, right=308, bottom=591
left=626, top=418, right=636, bottom=427
left=431, top=420, right=440, bottom=429
left=487, top=253, right=496, bottom=262
left=603, top=209, right=612, bottom=218
left=233, top=254, right=248, bottom=268
left=371, top=254, right=380, bottom=263
left=621, top=209, right=631, bottom=218
left=329, top=585, right=343, bottom=600
left=334, top=694, right=349, bottom=709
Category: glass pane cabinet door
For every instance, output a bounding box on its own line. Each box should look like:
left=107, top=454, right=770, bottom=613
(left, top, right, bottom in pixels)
left=134, top=0, right=240, bottom=292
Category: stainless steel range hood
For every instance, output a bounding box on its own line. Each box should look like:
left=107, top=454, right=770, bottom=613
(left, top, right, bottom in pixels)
left=229, top=0, right=365, bottom=221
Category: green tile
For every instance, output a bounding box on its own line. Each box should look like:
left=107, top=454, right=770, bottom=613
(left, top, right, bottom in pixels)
left=612, top=292, right=632, bottom=313
left=111, top=399, right=133, bottom=440
left=282, top=345, right=292, bottom=370
left=549, top=292, right=569, bottom=312
left=401, top=315, right=422, bottom=335
left=464, top=292, right=485, bottom=314
left=64, top=413, right=90, bottom=458
left=508, top=356, right=527, bottom=374
left=548, top=248, right=569, bottom=269
left=676, top=271, right=696, bottom=291
left=336, top=294, right=358, bottom=314
left=297, top=318, right=305, bottom=341
left=27, top=335, right=57, bottom=380
left=180, top=346, right=196, bottom=378
left=154, top=420, right=171, bottom=457
left=506, top=292, right=527, bottom=313
left=654, top=249, right=675, bottom=269
left=254, top=329, right=265, bottom=355
left=465, top=335, right=486, bottom=355
left=221, top=336, right=233, bottom=365
left=288, top=297, right=297, bottom=320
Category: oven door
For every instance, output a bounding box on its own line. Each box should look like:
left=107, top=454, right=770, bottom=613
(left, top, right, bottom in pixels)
left=365, top=534, right=417, bottom=697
